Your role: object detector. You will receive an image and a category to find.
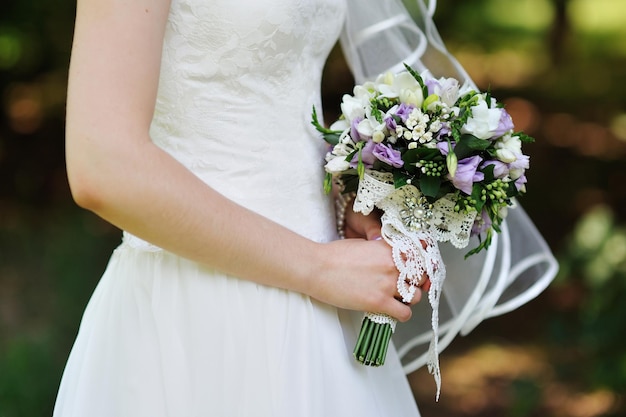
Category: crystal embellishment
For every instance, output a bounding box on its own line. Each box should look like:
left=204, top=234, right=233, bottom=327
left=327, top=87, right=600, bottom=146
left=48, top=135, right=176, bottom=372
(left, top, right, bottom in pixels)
left=399, top=195, right=433, bottom=232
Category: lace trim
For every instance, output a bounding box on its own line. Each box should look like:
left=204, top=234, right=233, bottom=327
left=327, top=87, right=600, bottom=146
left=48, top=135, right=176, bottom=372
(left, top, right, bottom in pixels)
left=351, top=170, right=477, bottom=399
left=365, top=312, right=397, bottom=331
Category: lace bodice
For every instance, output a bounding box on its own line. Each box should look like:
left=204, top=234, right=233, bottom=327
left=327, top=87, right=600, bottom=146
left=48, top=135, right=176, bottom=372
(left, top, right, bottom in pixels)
left=124, top=0, right=347, bottom=249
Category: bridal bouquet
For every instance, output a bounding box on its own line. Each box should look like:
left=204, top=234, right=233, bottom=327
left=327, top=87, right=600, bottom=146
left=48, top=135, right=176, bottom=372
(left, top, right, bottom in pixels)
left=312, top=64, right=532, bottom=390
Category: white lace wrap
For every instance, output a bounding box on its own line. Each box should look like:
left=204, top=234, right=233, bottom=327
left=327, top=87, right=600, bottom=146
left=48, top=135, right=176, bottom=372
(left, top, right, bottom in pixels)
left=353, top=171, right=477, bottom=398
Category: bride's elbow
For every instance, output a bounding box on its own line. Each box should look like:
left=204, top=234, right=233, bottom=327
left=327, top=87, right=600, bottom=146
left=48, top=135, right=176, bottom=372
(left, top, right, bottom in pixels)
left=66, top=160, right=105, bottom=212
left=65, top=132, right=113, bottom=212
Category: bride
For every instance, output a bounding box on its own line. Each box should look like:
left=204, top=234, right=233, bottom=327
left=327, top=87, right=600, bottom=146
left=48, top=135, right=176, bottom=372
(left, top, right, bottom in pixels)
left=54, top=0, right=557, bottom=416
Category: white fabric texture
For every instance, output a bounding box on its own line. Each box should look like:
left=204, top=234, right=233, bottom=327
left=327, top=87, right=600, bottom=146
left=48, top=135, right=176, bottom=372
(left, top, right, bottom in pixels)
left=54, top=0, right=421, bottom=416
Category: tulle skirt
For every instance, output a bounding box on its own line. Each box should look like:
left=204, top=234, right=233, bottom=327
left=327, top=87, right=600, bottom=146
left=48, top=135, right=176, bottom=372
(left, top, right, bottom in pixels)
left=53, top=242, right=421, bottom=417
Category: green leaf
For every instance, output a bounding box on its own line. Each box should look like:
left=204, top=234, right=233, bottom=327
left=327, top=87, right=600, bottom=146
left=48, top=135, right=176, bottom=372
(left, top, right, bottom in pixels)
left=311, top=105, right=343, bottom=145
left=341, top=173, right=360, bottom=194
left=357, top=149, right=365, bottom=179
left=516, top=131, right=535, bottom=143
left=323, top=173, right=333, bottom=194
left=481, top=163, right=495, bottom=183
left=393, top=171, right=408, bottom=188
left=507, top=183, right=520, bottom=198
left=402, top=147, right=440, bottom=164
left=370, top=100, right=384, bottom=123
left=454, top=134, right=491, bottom=160
left=419, top=175, right=441, bottom=198
left=402, top=63, right=428, bottom=99
left=471, top=183, right=485, bottom=212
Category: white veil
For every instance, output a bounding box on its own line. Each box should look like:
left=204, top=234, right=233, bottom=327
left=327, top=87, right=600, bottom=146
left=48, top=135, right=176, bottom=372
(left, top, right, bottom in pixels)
left=340, top=0, right=559, bottom=374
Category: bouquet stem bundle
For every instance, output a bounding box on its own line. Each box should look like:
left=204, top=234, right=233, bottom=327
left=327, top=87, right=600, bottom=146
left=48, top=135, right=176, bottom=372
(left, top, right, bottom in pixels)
left=353, top=316, right=393, bottom=366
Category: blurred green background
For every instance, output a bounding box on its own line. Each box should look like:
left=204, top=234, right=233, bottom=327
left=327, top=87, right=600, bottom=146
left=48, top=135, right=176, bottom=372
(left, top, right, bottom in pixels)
left=1, top=0, right=625, bottom=416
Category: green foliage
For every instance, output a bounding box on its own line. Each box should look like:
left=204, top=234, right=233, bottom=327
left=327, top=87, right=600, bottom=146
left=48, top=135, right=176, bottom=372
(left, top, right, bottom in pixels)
left=0, top=337, right=58, bottom=417
left=0, top=207, right=120, bottom=416
left=552, top=206, right=626, bottom=392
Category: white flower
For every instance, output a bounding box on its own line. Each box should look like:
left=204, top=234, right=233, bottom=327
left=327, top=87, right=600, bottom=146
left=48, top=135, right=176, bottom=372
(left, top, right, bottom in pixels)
left=495, top=133, right=522, bottom=154
left=509, top=167, right=524, bottom=180
left=461, top=99, right=506, bottom=140
left=429, top=76, right=460, bottom=107
left=429, top=120, right=443, bottom=132
left=377, top=72, right=424, bottom=108
left=496, top=148, right=517, bottom=163
left=340, top=93, right=369, bottom=122
left=330, top=119, right=349, bottom=132
left=324, top=155, right=350, bottom=173
left=332, top=142, right=353, bottom=157
left=356, top=118, right=386, bottom=142
left=376, top=71, right=395, bottom=86
left=400, top=89, right=423, bottom=107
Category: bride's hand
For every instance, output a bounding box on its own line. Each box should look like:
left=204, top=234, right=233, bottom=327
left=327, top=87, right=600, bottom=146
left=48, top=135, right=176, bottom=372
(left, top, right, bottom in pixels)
left=343, top=206, right=383, bottom=240
left=338, top=203, right=432, bottom=306
left=310, top=237, right=425, bottom=323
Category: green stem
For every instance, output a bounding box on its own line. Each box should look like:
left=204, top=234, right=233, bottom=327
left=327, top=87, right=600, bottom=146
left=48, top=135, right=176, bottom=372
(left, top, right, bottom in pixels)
left=364, top=323, right=382, bottom=365
left=378, top=324, right=393, bottom=366
left=354, top=318, right=372, bottom=362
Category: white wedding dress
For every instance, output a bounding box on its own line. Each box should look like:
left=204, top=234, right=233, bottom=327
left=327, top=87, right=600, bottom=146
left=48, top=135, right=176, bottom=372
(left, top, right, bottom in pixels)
left=54, top=0, right=557, bottom=416
left=54, top=0, right=421, bottom=416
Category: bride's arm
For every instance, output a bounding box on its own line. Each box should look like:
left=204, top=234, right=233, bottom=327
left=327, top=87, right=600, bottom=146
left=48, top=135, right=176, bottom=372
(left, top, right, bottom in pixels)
left=66, top=0, right=416, bottom=320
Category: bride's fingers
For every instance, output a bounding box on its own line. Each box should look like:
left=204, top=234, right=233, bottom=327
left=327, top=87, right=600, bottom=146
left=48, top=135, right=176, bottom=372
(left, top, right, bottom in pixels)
left=394, top=287, right=423, bottom=306
left=394, top=273, right=431, bottom=306
left=395, top=289, right=422, bottom=306
left=343, top=208, right=382, bottom=240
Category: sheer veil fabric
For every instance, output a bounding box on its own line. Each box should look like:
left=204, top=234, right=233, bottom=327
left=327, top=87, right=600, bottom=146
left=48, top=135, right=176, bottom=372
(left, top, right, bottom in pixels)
left=341, top=0, right=558, bottom=373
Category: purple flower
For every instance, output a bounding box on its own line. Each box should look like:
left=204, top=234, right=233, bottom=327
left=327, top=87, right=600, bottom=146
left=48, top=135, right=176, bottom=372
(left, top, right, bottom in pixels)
left=350, top=140, right=377, bottom=169
left=472, top=209, right=492, bottom=235
left=351, top=116, right=364, bottom=141
left=481, top=160, right=509, bottom=179
left=425, top=77, right=460, bottom=107
left=373, top=143, right=404, bottom=168
left=437, top=140, right=451, bottom=155
left=509, top=153, right=530, bottom=171
left=425, top=78, right=439, bottom=96
left=493, top=109, right=514, bottom=138
left=514, top=174, right=527, bottom=192
left=384, top=115, right=397, bottom=131
left=450, top=155, right=484, bottom=195
left=395, top=103, right=415, bottom=122
left=437, top=123, right=452, bottom=137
